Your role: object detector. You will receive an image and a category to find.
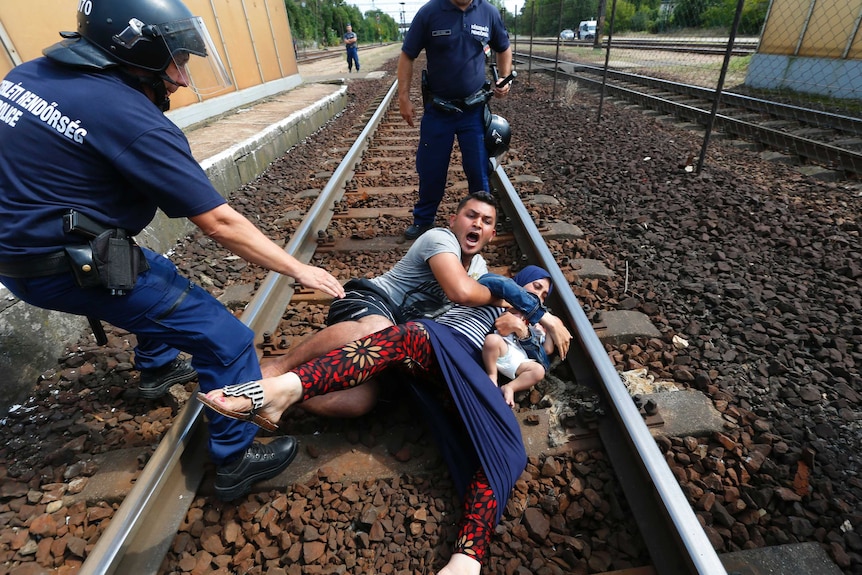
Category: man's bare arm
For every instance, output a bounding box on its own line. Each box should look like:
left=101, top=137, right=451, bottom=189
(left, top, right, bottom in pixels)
left=191, top=204, right=345, bottom=299
left=428, top=251, right=500, bottom=306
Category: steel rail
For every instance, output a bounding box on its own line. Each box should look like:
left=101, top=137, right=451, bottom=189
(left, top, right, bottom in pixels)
left=77, top=80, right=399, bottom=575
left=520, top=54, right=862, bottom=175
left=563, top=60, right=862, bottom=137
left=535, top=37, right=758, bottom=55
left=490, top=159, right=728, bottom=575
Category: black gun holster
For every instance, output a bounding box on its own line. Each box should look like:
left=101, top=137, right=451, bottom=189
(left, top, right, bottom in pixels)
left=63, top=211, right=149, bottom=295
left=90, top=229, right=149, bottom=294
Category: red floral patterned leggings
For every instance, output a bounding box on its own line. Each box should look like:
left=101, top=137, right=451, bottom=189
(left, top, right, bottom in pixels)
left=292, top=321, right=498, bottom=564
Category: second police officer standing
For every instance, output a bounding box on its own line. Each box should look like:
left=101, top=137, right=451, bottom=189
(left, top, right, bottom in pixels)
left=343, top=24, right=360, bottom=73
left=397, top=0, right=512, bottom=240
left=0, top=0, right=345, bottom=501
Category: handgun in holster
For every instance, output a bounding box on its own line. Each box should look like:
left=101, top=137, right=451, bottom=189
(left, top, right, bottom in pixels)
left=62, top=209, right=148, bottom=297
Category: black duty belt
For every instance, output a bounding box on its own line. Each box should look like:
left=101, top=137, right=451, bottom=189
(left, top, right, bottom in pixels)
left=429, top=92, right=485, bottom=114
left=0, top=251, right=70, bottom=278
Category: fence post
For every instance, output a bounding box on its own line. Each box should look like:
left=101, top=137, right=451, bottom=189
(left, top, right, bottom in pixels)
left=696, top=0, right=747, bottom=174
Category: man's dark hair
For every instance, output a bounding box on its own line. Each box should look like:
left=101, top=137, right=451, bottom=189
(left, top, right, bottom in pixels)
left=457, top=191, right=498, bottom=214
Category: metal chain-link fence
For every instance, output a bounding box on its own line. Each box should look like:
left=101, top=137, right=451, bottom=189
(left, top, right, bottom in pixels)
left=511, top=0, right=861, bottom=109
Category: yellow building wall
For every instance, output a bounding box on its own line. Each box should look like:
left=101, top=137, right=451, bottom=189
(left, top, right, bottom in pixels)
left=0, top=0, right=298, bottom=110
left=759, top=0, right=862, bottom=60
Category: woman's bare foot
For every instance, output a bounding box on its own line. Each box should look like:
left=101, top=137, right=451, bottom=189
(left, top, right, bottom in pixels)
left=437, top=553, right=481, bottom=575
left=203, top=372, right=303, bottom=425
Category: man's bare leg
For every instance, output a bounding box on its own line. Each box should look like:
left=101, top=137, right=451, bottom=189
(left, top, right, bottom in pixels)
left=298, top=380, right=381, bottom=417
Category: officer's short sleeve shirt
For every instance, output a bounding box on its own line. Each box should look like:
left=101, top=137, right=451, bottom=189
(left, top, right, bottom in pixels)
left=0, top=58, right=226, bottom=257
left=402, top=0, right=510, bottom=100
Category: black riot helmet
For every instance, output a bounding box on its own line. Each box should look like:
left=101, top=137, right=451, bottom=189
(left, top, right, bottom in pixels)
left=484, top=113, right=512, bottom=158
left=44, top=0, right=230, bottom=96
left=79, top=0, right=204, bottom=72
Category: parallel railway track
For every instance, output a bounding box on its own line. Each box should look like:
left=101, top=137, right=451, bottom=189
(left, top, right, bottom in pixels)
left=528, top=37, right=759, bottom=56
left=74, top=76, right=726, bottom=574
left=6, top=48, right=856, bottom=575
left=519, top=53, right=862, bottom=178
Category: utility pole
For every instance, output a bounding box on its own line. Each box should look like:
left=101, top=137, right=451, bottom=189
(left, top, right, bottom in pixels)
left=400, top=1, right=406, bottom=39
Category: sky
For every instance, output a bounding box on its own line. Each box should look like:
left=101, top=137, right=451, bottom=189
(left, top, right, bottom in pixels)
left=349, top=0, right=519, bottom=26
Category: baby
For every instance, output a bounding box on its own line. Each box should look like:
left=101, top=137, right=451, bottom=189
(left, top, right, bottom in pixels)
left=482, top=266, right=555, bottom=407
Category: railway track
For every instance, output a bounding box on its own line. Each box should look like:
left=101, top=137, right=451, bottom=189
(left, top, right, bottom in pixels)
left=66, top=73, right=728, bottom=574
left=2, top=52, right=857, bottom=575
left=518, top=53, right=862, bottom=178
left=296, top=44, right=393, bottom=65
left=528, top=37, right=759, bottom=57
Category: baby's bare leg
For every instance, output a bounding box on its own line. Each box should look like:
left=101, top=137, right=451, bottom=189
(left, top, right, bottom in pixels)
left=481, top=333, right=507, bottom=385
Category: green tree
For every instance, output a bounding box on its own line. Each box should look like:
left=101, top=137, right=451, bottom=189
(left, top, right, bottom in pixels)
left=739, top=0, right=768, bottom=35
left=284, top=0, right=398, bottom=47
left=610, top=0, right=636, bottom=31
left=670, top=0, right=716, bottom=28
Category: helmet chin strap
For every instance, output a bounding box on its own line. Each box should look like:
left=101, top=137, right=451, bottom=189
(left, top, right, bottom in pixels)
left=119, top=68, right=173, bottom=111
left=148, top=74, right=172, bottom=112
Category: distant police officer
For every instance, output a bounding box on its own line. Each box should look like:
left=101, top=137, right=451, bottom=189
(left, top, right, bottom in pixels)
left=0, top=0, right=344, bottom=500
left=397, top=0, right=512, bottom=240
left=343, top=24, right=359, bottom=73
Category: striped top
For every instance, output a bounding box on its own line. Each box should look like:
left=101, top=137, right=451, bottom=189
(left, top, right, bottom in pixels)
left=434, top=304, right=506, bottom=350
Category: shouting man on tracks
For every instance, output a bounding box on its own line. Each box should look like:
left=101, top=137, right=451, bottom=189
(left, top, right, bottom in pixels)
left=258, top=192, right=570, bottom=418
left=0, top=0, right=344, bottom=501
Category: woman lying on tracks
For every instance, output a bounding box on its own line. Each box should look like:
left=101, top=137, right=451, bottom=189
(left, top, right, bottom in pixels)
left=199, top=267, right=569, bottom=575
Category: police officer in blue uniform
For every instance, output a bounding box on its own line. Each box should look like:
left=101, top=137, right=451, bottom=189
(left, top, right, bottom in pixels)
left=0, top=0, right=344, bottom=501
left=398, top=0, right=512, bottom=240
left=343, top=24, right=360, bottom=73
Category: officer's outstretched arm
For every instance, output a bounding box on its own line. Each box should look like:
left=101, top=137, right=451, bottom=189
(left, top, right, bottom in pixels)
left=190, top=204, right=345, bottom=298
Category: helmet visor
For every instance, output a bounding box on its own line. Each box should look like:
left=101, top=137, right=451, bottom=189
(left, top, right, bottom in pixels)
left=155, top=17, right=231, bottom=95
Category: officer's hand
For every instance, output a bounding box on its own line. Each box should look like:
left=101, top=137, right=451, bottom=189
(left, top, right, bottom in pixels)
left=399, top=97, right=415, bottom=127
left=293, top=264, right=345, bottom=299
left=493, top=78, right=511, bottom=98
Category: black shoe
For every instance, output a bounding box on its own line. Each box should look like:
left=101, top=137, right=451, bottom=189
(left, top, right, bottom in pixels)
left=404, top=223, right=433, bottom=240
left=138, top=357, right=197, bottom=399
left=215, top=436, right=298, bottom=501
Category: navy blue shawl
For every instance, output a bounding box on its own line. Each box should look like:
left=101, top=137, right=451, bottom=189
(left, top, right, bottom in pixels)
left=411, top=320, right=527, bottom=524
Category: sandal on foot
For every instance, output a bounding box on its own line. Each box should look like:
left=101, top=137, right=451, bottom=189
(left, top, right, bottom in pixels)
left=197, top=381, right=279, bottom=432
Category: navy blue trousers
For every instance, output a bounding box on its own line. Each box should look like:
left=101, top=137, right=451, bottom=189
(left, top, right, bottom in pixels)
left=1, top=248, right=260, bottom=464
left=346, top=47, right=359, bottom=71
left=413, top=104, right=490, bottom=226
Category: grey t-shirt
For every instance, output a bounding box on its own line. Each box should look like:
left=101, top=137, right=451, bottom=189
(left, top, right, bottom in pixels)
left=370, top=228, right=488, bottom=320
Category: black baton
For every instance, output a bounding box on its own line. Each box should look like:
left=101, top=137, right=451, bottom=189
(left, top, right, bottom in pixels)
left=87, top=316, right=108, bottom=346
